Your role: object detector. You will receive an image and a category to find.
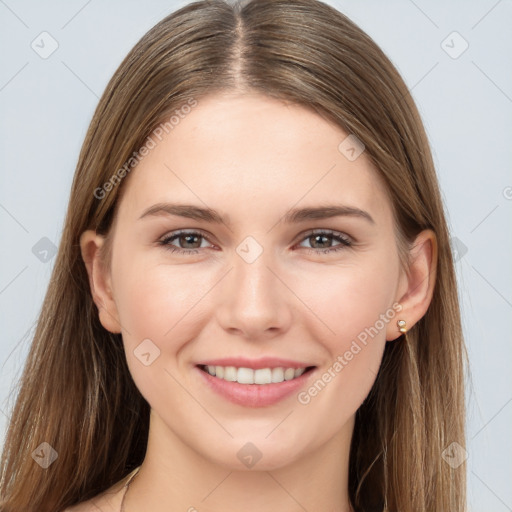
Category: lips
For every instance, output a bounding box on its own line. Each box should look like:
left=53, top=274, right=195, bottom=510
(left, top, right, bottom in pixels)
left=194, top=357, right=317, bottom=407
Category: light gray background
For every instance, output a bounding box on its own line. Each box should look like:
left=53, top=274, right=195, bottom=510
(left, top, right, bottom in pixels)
left=0, top=1, right=511, bottom=510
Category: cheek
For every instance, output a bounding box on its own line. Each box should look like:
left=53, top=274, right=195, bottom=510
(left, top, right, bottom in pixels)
left=295, top=251, right=398, bottom=347
left=293, top=252, right=398, bottom=410
left=110, top=254, right=220, bottom=367
left=110, top=255, right=210, bottom=405
left=115, top=262, right=206, bottom=337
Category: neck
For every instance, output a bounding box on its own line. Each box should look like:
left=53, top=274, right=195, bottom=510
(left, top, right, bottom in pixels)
left=124, top=410, right=355, bottom=512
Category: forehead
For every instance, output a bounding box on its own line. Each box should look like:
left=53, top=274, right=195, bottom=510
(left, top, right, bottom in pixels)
left=117, top=92, right=393, bottom=227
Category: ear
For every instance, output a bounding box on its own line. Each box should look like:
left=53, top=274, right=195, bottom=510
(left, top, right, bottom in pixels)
left=80, top=230, right=122, bottom=334
left=387, top=229, right=438, bottom=341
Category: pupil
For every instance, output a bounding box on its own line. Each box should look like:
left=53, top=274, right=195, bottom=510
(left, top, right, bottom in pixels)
left=181, top=234, right=200, bottom=248
left=312, top=234, right=329, bottom=248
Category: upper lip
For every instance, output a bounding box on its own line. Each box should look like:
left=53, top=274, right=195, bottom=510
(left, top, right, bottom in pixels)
left=196, top=357, right=315, bottom=370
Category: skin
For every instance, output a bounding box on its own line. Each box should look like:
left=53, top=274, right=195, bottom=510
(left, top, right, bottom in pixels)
left=76, top=92, right=437, bottom=512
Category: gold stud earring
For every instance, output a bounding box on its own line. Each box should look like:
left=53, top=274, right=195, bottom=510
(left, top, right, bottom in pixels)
left=397, top=320, right=407, bottom=334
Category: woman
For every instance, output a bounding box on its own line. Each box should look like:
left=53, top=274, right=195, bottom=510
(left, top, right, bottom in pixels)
left=0, top=0, right=467, bottom=511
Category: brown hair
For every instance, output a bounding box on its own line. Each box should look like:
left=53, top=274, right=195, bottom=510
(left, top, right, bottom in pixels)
left=0, top=1, right=467, bottom=510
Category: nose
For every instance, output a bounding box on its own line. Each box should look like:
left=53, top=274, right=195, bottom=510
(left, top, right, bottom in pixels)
left=215, top=245, right=293, bottom=340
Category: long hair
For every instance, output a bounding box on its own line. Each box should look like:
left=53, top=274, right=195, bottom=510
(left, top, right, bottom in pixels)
left=0, top=1, right=467, bottom=510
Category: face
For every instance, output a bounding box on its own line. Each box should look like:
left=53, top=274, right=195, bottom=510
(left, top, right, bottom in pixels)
left=91, top=92, right=408, bottom=471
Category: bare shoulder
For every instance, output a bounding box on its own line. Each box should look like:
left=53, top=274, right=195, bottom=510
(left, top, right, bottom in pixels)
left=62, top=470, right=134, bottom=512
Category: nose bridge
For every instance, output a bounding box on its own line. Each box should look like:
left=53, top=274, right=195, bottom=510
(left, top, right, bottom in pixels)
left=231, top=239, right=279, bottom=311
left=216, top=236, right=291, bottom=337
left=233, top=246, right=274, bottom=303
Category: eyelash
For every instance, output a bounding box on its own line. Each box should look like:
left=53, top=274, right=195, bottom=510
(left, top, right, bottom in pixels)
left=157, top=229, right=353, bottom=256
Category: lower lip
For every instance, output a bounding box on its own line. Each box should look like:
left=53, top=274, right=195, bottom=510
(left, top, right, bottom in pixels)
left=195, top=366, right=316, bottom=407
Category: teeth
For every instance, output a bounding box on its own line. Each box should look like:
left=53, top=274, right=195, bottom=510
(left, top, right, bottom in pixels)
left=284, top=368, right=295, bottom=380
left=224, top=366, right=237, bottom=382
left=237, top=367, right=254, bottom=384
left=203, top=365, right=308, bottom=384
left=272, top=367, right=284, bottom=382
left=254, top=368, right=272, bottom=384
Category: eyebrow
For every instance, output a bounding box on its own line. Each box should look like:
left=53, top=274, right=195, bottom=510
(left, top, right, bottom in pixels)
left=138, top=202, right=375, bottom=225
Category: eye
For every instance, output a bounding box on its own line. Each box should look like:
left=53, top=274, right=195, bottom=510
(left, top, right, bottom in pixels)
left=296, top=229, right=352, bottom=254
left=158, top=230, right=214, bottom=254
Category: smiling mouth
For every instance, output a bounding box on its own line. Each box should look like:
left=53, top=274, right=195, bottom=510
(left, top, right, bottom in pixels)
left=197, top=364, right=316, bottom=385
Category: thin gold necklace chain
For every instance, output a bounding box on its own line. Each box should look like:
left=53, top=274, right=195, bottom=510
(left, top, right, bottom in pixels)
left=120, top=467, right=141, bottom=512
